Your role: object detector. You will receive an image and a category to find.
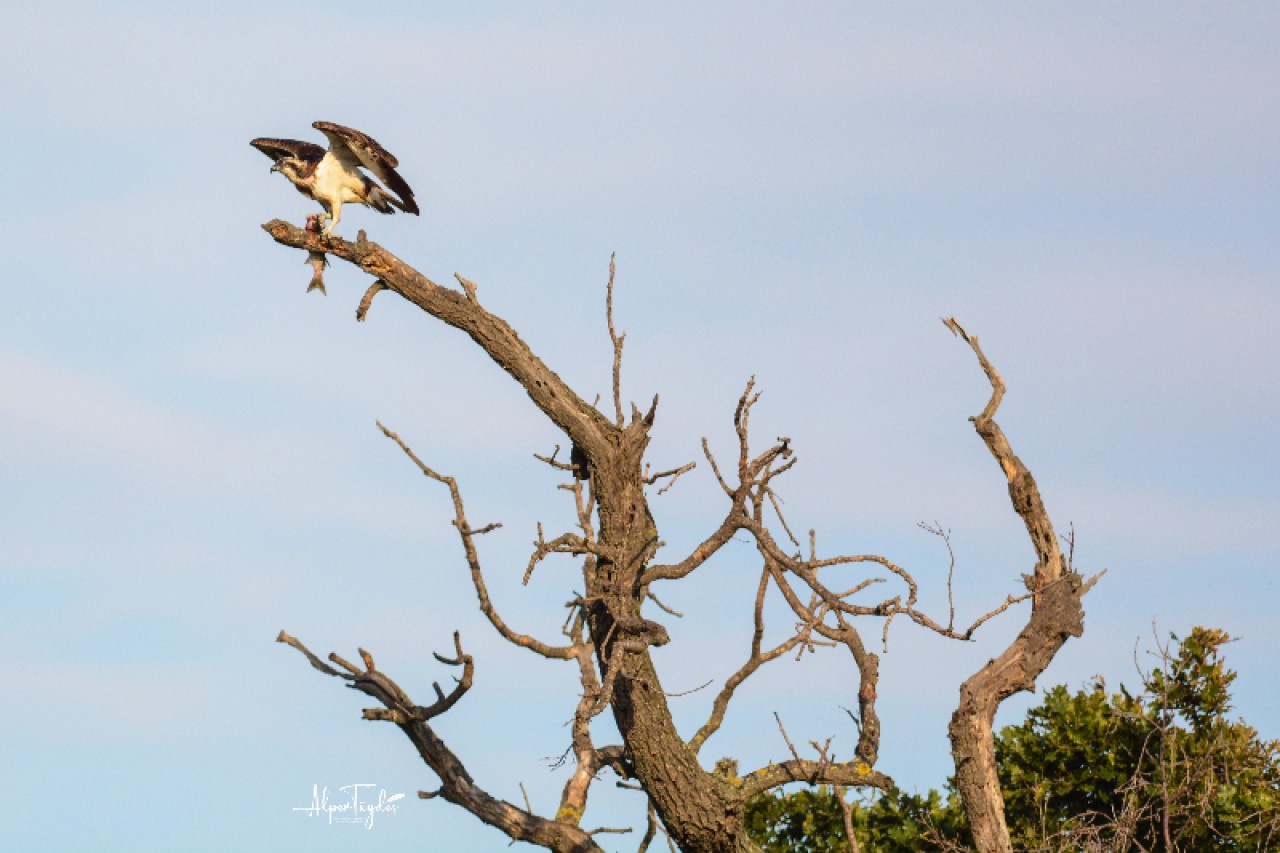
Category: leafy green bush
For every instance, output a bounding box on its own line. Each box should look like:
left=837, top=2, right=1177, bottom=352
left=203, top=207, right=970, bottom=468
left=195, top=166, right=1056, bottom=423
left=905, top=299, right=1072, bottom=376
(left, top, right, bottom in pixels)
left=746, top=628, right=1280, bottom=851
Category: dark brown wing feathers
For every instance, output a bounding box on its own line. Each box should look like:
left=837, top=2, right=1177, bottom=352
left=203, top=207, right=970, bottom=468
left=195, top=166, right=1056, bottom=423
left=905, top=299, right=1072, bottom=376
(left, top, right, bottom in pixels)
left=312, top=121, right=399, bottom=167
left=250, top=137, right=326, bottom=163
left=312, top=121, right=419, bottom=215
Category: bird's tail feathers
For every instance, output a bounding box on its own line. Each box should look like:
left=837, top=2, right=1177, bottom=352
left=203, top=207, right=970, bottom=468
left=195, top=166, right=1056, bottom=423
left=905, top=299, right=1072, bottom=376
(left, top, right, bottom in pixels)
left=366, top=188, right=398, bottom=215
left=390, top=193, right=419, bottom=216
left=388, top=194, right=414, bottom=215
left=371, top=186, right=418, bottom=216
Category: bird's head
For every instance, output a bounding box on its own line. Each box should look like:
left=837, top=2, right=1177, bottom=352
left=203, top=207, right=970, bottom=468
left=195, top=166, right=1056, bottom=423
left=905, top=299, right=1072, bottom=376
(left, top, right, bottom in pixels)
left=271, top=158, right=303, bottom=181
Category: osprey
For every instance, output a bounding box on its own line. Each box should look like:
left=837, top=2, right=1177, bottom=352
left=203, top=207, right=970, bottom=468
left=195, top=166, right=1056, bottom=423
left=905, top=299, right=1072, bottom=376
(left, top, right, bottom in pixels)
left=251, top=121, right=419, bottom=235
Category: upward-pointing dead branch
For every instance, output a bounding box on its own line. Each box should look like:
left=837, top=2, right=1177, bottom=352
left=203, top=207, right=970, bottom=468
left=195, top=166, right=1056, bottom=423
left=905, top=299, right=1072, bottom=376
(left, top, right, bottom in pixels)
left=942, top=317, right=1096, bottom=853
left=606, top=253, right=625, bottom=427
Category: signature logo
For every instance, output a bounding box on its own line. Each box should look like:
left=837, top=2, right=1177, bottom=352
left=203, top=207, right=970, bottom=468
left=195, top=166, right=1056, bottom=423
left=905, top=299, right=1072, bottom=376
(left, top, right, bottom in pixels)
left=292, top=783, right=406, bottom=828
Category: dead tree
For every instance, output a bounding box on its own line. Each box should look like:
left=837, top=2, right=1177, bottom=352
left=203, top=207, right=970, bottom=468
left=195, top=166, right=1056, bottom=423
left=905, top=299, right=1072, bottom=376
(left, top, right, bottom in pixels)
left=264, top=221, right=1103, bottom=853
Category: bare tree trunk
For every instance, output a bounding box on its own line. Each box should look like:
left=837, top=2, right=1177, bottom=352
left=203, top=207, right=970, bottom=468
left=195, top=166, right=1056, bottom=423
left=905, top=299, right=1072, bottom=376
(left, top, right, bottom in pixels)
left=583, top=428, right=756, bottom=852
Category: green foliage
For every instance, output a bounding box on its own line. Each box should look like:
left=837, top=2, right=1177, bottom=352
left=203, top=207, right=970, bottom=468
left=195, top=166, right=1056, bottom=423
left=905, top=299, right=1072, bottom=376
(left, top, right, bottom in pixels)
left=744, top=787, right=848, bottom=853
left=995, top=682, right=1147, bottom=845
left=745, top=786, right=961, bottom=853
left=1148, top=626, right=1235, bottom=732
left=746, top=628, right=1280, bottom=852
left=1122, top=627, right=1280, bottom=851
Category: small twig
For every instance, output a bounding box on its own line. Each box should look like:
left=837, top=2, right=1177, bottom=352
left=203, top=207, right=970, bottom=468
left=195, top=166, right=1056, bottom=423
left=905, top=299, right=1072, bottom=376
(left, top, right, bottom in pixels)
left=839, top=705, right=863, bottom=736
left=664, top=679, right=713, bottom=698
left=356, top=279, right=389, bottom=321
left=519, top=782, right=532, bottom=813
left=646, top=590, right=684, bottom=618
left=958, top=591, right=1035, bottom=637
left=919, top=521, right=957, bottom=631
left=533, top=445, right=578, bottom=473
left=605, top=253, right=625, bottom=427
left=943, top=316, right=1004, bottom=425
left=644, top=460, right=697, bottom=495
left=455, top=272, right=479, bottom=302
left=774, top=712, right=801, bottom=761
left=589, top=826, right=633, bottom=836
left=832, top=577, right=885, bottom=599
left=1082, top=567, right=1109, bottom=595
left=546, top=742, right=575, bottom=772
left=880, top=605, right=899, bottom=653
left=329, top=651, right=362, bottom=675
left=525, top=524, right=594, bottom=585
left=793, top=628, right=838, bottom=659
left=1062, top=522, right=1076, bottom=572
left=276, top=630, right=346, bottom=677
left=642, top=394, right=659, bottom=427
left=701, top=438, right=733, bottom=497
left=766, top=488, right=801, bottom=549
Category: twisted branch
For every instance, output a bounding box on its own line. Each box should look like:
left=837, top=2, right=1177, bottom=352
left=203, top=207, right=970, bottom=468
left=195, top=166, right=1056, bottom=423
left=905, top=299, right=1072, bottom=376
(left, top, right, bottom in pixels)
left=942, top=317, right=1096, bottom=853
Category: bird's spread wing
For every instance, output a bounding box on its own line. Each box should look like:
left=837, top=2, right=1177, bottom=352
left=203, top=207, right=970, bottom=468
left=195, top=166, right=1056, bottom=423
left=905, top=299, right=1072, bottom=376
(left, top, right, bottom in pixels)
left=250, top=137, right=326, bottom=164
left=312, top=121, right=419, bottom=215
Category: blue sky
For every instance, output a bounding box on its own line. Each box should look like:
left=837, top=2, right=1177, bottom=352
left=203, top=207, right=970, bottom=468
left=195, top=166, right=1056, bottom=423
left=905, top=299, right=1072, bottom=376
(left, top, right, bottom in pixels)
left=2, top=3, right=1276, bottom=850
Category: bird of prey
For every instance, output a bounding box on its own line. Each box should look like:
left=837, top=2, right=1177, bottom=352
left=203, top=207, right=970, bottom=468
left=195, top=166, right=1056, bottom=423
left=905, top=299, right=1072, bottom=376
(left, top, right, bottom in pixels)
left=251, top=121, right=419, bottom=235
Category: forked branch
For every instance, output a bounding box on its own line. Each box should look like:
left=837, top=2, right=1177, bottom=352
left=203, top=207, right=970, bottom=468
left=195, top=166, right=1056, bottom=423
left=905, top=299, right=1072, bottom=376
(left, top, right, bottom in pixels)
left=276, top=630, right=603, bottom=853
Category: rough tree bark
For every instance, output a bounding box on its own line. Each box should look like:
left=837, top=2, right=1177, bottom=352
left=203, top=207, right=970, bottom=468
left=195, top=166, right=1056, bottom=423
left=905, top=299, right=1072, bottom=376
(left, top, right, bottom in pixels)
left=263, top=222, right=1101, bottom=853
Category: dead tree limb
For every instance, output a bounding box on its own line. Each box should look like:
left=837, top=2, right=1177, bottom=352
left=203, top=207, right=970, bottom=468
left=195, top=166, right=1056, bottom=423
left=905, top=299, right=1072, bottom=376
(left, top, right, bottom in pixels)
left=276, top=631, right=603, bottom=853
left=942, top=317, right=1096, bottom=853
left=264, top=222, right=614, bottom=457
left=377, top=420, right=576, bottom=661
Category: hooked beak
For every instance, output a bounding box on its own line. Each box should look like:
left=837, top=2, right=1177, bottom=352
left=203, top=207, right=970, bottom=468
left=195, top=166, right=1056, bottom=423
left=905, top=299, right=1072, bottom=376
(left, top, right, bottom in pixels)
left=270, top=163, right=281, bottom=174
